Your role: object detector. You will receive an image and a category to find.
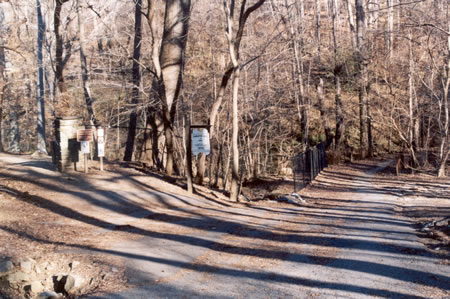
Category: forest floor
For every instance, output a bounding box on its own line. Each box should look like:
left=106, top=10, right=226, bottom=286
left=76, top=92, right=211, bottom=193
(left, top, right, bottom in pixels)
left=0, top=153, right=449, bottom=298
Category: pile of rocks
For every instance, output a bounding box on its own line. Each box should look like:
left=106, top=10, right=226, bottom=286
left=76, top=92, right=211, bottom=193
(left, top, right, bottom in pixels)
left=0, top=257, right=93, bottom=298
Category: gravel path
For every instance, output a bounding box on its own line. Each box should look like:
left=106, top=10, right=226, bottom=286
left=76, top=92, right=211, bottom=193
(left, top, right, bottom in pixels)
left=90, top=160, right=450, bottom=298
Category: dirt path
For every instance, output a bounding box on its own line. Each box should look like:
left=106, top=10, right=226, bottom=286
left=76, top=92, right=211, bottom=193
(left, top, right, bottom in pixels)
left=1, top=154, right=449, bottom=298
left=89, top=160, right=449, bottom=298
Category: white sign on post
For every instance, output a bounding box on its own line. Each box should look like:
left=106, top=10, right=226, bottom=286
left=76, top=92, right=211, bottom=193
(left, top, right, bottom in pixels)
left=97, top=134, right=105, bottom=157
left=81, top=141, right=90, bottom=154
left=98, top=142, right=105, bottom=157
left=192, top=129, right=210, bottom=156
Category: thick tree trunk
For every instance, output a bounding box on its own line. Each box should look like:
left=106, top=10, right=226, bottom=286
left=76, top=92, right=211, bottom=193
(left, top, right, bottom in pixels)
left=54, top=0, right=69, bottom=94
left=159, top=0, right=191, bottom=175
left=124, top=0, right=143, bottom=162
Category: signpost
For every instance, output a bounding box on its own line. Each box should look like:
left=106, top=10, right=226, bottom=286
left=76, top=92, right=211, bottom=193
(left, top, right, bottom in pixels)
left=185, top=117, right=210, bottom=194
left=97, top=127, right=105, bottom=171
left=77, top=129, right=93, bottom=173
left=192, top=129, right=210, bottom=156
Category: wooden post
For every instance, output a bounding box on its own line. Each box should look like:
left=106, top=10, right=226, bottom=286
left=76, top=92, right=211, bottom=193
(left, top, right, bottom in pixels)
left=185, top=115, right=193, bottom=193
left=84, top=153, right=88, bottom=173
left=100, top=157, right=104, bottom=171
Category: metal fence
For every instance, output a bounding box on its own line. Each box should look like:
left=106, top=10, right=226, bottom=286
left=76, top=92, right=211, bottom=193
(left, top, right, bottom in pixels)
left=292, top=142, right=327, bottom=192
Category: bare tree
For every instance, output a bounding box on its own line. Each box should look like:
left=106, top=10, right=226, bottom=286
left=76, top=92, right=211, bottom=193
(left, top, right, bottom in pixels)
left=223, top=0, right=266, bottom=201
left=36, top=0, right=47, bottom=154
left=329, top=0, right=344, bottom=149
left=356, top=0, right=369, bottom=157
left=54, top=0, right=70, bottom=93
left=147, top=0, right=191, bottom=175
left=123, top=0, right=143, bottom=162
left=77, top=0, right=97, bottom=126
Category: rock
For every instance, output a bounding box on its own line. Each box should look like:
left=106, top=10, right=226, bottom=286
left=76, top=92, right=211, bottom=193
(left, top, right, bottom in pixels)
left=36, top=290, right=60, bottom=299
left=35, top=265, right=42, bottom=274
left=0, top=259, right=14, bottom=275
left=30, top=281, right=44, bottom=293
left=7, top=271, right=31, bottom=283
left=19, top=259, right=33, bottom=273
left=111, top=266, right=119, bottom=273
left=64, top=274, right=83, bottom=293
left=64, top=275, right=76, bottom=292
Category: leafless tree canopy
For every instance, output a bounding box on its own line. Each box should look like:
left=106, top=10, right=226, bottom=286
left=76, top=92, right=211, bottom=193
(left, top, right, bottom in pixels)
left=0, top=0, right=448, bottom=195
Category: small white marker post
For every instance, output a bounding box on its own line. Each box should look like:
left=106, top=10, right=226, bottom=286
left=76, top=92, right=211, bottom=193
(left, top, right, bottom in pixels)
left=97, top=127, right=105, bottom=171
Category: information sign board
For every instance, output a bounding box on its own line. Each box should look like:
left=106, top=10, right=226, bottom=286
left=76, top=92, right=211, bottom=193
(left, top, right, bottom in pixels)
left=192, top=129, right=210, bottom=156
left=81, top=141, right=90, bottom=154
left=77, top=129, right=93, bottom=142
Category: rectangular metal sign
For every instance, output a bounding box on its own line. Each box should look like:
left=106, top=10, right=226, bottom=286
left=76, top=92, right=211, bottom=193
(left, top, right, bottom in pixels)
left=192, top=129, right=210, bottom=156
left=80, top=141, right=90, bottom=154
left=77, top=129, right=93, bottom=142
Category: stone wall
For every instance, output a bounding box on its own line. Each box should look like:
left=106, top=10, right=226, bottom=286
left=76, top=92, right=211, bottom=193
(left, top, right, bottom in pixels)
left=53, top=117, right=84, bottom=172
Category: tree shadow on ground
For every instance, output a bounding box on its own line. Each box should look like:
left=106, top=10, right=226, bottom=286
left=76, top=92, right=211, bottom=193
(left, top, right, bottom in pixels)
left=1, top=156, right=449, bottom=298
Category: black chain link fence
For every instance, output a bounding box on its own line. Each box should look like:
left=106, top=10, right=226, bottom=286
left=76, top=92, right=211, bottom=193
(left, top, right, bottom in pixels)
left=292, top=142, right=327, bottom=192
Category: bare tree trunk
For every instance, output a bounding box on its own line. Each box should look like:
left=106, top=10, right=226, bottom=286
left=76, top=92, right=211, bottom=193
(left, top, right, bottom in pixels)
left=194, top=153, right=206, bottom=184
left=9, top=103, right=20, bottom=153
left=281, top=0, right=308, bottom=147
left=54, top=0, right=70, bottom=94
left=0, top=7, right=6, bottom=153
left=0, top=83, right=5, bottom=152
left=124, top=0, right=143, bottom=162
left=36, top=0, right=47, bottom=154
left=356, top=0, right=368, bottom=158
left=230, top=66, right=240, bottom=201
left=387, top=0, right=394, bottom=59
left=330, top=0, right=344, bottom=149
left=407, top=29, right=419, bottom=168
left=159, top=0, right=191, bottom=175
left=77, top=2, right=97, bottom=125
left=437, top=23, right=449, bottom=177
left=346, top=0, right=357, bottom=51
left=208, top=0, right=266, bottom=176
left=317, top=78, right=333, bottom=148
left=224, top=0, right=266, bottom=201
left=224, top=0, right=240, bottom=201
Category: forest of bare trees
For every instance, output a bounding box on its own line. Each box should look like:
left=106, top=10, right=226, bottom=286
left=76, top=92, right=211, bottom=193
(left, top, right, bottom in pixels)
left=0, top=0, right=448, bottom=197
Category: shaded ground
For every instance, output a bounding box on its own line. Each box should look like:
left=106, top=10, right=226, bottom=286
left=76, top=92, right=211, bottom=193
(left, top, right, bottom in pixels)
left=0, top=153, right=449, bottom=298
